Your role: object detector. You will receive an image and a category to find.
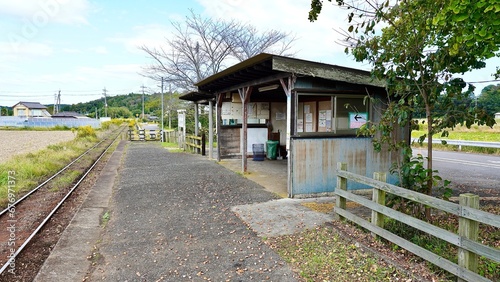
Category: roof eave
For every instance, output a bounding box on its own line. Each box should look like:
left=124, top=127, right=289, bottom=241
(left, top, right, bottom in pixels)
left=195, top=53, right=274, bottom=87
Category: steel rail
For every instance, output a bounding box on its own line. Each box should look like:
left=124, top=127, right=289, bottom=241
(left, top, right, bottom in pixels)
left=0, top=139, right=105, bottom=217
left=0, top=127, right=124, bottom=275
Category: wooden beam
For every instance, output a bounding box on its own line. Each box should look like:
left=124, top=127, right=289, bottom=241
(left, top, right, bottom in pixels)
left=215, top=73, right=290, bottom=94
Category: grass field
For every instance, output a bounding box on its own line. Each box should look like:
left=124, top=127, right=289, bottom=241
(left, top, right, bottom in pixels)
left=411, top=119, right=500, bottom=154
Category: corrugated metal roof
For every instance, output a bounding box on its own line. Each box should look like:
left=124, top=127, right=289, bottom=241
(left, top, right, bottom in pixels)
left=52, top=111, right=86, bottom=118
left=195, top=53, right=385, bottom=94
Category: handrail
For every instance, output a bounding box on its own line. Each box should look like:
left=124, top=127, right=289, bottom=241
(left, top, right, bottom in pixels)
left=416, top=138, right=500, bottom=149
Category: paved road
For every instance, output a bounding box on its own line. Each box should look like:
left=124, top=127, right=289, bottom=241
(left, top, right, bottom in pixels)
left=413, top=149, right=500, bottom=197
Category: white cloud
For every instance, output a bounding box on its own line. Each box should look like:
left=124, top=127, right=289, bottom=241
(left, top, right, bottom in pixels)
left=89, top=46, right=108, bottom=54
left=0, top=0, right=91, bottom=25
left=108, top=24, right=172, bottom=54
left=0, top=42, right=53, bottom=59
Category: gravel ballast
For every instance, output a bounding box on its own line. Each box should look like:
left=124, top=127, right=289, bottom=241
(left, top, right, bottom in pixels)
left=89, top=142, right=298, bottom=281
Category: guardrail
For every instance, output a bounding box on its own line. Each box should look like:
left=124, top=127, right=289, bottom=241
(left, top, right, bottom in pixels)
left=417, top=139, right=500, bottom=150
left=335, top=162, right=500, bottom=282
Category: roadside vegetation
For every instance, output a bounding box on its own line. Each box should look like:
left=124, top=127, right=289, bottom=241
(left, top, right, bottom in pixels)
left=412, top=119, right=500, bottom=154
left=266, top=225, right=420, bottom=282
left=0, top=122, right=122, bottom=208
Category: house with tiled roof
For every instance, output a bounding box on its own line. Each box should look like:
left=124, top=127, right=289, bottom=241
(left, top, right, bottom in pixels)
left=12, top=101, right=52, bottom=117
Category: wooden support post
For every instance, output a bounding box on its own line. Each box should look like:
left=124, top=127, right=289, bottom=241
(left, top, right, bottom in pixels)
left=201, top=133, right=206, bottom=156
left=208, top=100, right=213, bottom=159
left=238, top=87, right=252, bottom=173
left=458, top=193, right=479, bottom=281
left=335, top=162, right=347, bottom=221
left=371, top=172, right=387, bottom=238
left=216, top=93, right=223, bottom=162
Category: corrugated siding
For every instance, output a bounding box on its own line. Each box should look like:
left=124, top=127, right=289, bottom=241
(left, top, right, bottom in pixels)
left=291, top=137, right=396, bottom=196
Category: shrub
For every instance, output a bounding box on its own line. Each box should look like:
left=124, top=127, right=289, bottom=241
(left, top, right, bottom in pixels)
left=75, top=125, right=97, bottom=139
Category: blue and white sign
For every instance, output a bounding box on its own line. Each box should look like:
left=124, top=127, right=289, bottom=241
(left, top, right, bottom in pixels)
left=348, top=112, right=367, bottom=129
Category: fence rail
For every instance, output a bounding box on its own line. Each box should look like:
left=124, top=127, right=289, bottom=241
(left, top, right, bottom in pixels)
left=185, top=134, right=206, bottom=155
left=335, top=162, right=500, bottom=282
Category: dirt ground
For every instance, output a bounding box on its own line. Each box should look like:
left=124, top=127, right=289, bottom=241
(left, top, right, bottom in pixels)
left=0, top=131, right=76, bottom=163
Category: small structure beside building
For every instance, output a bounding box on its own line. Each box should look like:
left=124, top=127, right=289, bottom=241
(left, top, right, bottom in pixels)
left=495, top=112, right=500, bottom=119
left=12, top=101, right=51, bottom=118
left=181, top=53, right=409, bottom=197
left=51, top=111, right=89, bottom=119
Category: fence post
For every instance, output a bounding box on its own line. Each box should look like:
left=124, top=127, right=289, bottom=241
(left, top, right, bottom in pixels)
left=335, top=162, right=347, bottom=221
left=458, top=193, right=479, bottom=281
left=371, top=172, right=387, bottom=238
left=201, top=133, right=206, bottom=156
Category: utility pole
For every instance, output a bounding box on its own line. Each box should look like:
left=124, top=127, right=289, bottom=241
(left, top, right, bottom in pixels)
left=53, top=93, right=57, bottom=114
left=53, top=90, right=61, bottom=114
left=168, top=83, right=172, bottom=129
left=140, top=84, right=146, bottom=120
left=102, top=87, right=108, bottom=118
left=161, top=77, right=164, bottom=142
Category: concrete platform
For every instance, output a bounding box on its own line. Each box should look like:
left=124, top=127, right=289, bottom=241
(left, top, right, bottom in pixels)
left=218, top=158, right=288, bottom=198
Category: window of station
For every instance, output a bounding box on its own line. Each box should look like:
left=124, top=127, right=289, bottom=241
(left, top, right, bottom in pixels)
left=221, top=98, right=270, bottom=126
left=297, top=94, right=368, bottom=135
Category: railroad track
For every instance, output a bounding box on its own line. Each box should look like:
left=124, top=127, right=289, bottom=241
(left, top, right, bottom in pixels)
left=0, top=126, right=126, bottom=278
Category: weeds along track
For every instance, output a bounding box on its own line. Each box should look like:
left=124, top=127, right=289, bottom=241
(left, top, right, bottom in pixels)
left=0, top=126, right=126, bottom=277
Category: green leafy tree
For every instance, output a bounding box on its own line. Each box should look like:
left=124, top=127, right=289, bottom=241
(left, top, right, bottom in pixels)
left=309, top=0, right=497, bottom=218
left=477, top=84, right=500, bottom=116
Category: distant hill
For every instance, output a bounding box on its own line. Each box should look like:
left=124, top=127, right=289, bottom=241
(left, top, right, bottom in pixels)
left=69, top=93, right=143, bottom=117
left=68, top=92, right=185, bottom=119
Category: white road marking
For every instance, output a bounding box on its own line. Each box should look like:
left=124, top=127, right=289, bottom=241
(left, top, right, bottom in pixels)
left=433, top=157, right=500, bottom=169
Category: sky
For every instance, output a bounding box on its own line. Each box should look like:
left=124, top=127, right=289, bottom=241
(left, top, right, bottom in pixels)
left=0, top=0, right=499, bottom=106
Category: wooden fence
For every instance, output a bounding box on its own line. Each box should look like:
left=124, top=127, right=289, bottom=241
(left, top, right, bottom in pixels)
left=164, top=130, right=178, bottom=143
left=185, top=134, right=206, bottom=155
left=335, top=162, right=500, bottom=282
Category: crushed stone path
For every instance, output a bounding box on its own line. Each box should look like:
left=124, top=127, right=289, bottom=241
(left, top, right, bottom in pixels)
left=88, top=142, right=300, bottom=281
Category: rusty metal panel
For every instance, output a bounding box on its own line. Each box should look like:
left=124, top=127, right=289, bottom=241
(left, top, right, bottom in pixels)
left=290, top=137, right=397, bottom=197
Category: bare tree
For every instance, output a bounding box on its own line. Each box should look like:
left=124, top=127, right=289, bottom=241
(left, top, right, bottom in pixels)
left=140, top=10, right=296, bottom=91
left=231, top=25, right=296, bottom=61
